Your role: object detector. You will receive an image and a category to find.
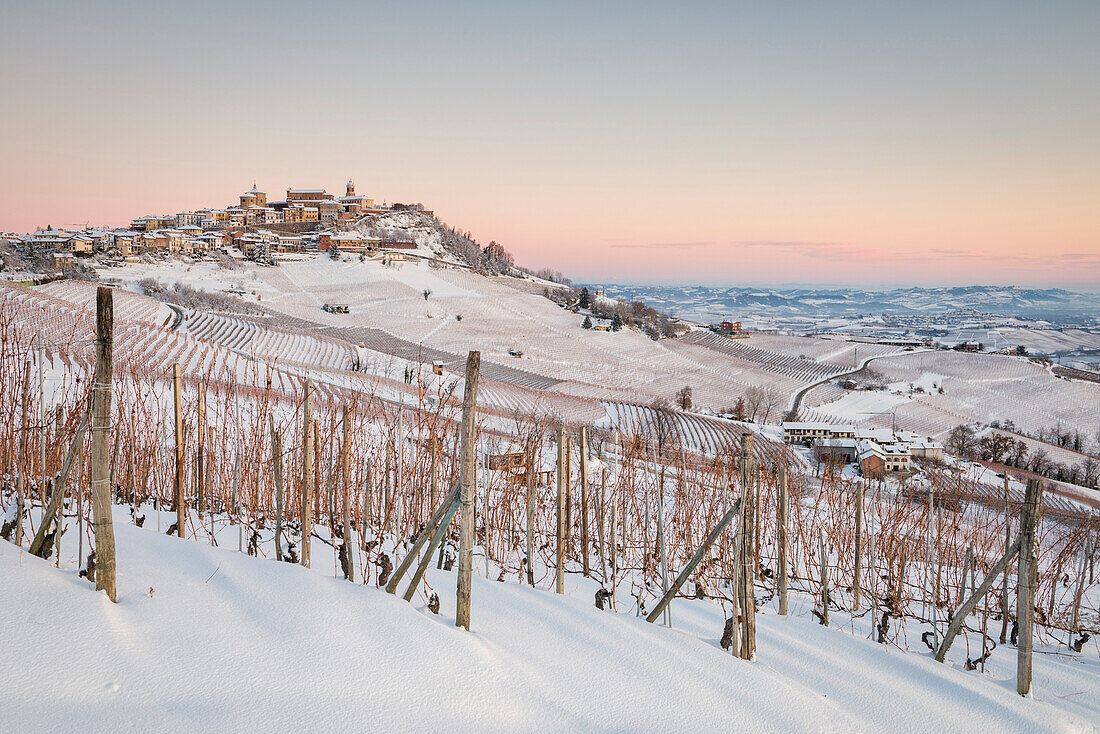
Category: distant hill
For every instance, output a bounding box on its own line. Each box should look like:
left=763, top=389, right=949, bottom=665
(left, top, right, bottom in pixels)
left=587, top=284, right=1099, bottom=323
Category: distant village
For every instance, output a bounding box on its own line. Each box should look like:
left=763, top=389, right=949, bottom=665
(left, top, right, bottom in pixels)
left=1, top=181, right=434, bottom=276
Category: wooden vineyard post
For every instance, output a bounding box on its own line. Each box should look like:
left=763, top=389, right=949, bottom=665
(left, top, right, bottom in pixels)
left=1000, top=476, right=1011, bottom=644
left=301, top=380, right=313, bottom=568
left=555, top=425, right=566, bottom=595
left=818, top=527, right=829, bottom=627
left=173, top=363, right=185, bottom=538
left=455, top=351, right=480, bottom=631
left=1017, top=478, right=1043, bottom=696
left=389, top=484, right=460, bottom=594
left=754, top=467, right=762, bottom=579
left=14, top=360, right=30, bottom=546
left=430, top=435, right=438, bottom=509
left=90, top=287, right=117, bottom=602
left=657, top=466, right=670, bottom=627
left=363, top=457, right=372, bottom=540
left=853, top=480, right=864, bottom=610
left=312, top=419, right=320, bottom=527
left=197, top=379, right=205, bottom=512
left=29, top=411, right=89, bottom=557
left=580, top=425, right=590, bottom=577
left=342, top=405, right=354, bottom=582
left=777, top=463, right=789, bottom=615
left=647, top=498, right=743, bottom=624
left=935, top=535, right=1021, bottom=663
left=37, top=331, right=45, bottom=504
left=598, top=465, right=607, bottom=584
left=270, top=415, right=284, bottom=561
left=729, top=533, right=741, bottom=655
left=405, top=493, right=461, bottom=602
left=564, top=432, right=572, bottom=555
left=526, top=446, right=536, bottom=587
left=737, top=432, right=756, bottom=659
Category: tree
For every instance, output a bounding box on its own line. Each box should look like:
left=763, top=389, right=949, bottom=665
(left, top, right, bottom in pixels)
left=676, top=385, right=693, bottom=411
left=1008, top=439, right=1028, bottom=468
left=1015, top=345, right=1029, bottom=356
left=578, top=287, right=591, bottom=309
left=732, top=397, right=747, bottom=421
left=423, top=288, right=432, bottom=301
left=1081, top=457, right=1099, bottom=489
left=760, top=386, right=781, bottom=423
left=582, top=315, right=593, bottom=330
left=947, top=424, right=976, bottom=457
left=611, top=313, right=623, bottom=332
left=744, top=386, right=764, bottom=421
left=329, top=243, right=341, bottom=260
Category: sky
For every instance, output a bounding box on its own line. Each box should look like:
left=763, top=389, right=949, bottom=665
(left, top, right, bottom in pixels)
left=1, top=1, right=1098, bottom=288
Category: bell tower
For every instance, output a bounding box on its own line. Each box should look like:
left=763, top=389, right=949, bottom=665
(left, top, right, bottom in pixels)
left=346, top=179, right=355, bottom=197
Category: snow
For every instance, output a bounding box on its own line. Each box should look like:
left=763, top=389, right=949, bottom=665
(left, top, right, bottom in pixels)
left=3, top=509, right=1098, bottom=732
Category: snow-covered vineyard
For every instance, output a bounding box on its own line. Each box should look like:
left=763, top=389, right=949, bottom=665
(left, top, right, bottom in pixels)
left=2, top=262, right=1099, bottom=730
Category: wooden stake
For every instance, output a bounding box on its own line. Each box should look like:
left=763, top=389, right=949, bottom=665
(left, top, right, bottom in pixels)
left=90, top=287, right=117, bottom=602
left=935, top=535, right=1021, bottom=663
left=301, top=380, right=313, bottom=568
left=657, top=466, right=670, bottom=627
left=29, top=411, right=89, bottom=557
left=555, top=425, right=566, bottom=595
left=737, top=433, right=756, bottom=659
left=389, top=483, right=460, bottom=594
left=580, top=425, right=590, bottom=577
left=818, top=526, right=829, bottom=627
left=270, top=415, right=284, bottom=562
left=14, top=360, right=30, bottom=546
left=455, top=351, right=480, bottom=631
left=526, top=446, right=536, bottom=587
left=405, top=494, right=460, bottom=602
left=342, top=404, right=354, bottom=582
left=1017, top=478, right=1043, bottom=696
left=196, top=379, right=205, bottom=512
left=1000, top=476, right=1011, bottom=644
left=854, top=480, right=864, bottom=610
left=598, top=465, right=607, bottom=584
left=647, top=497, right=743, bottom=623
left=173, top=363, right=185, bottom=538
left=777, top=463, right=789, bottom=616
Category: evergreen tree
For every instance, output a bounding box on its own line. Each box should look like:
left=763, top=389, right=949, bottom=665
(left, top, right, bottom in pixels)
left=582, top=315, right=593, bottom=329
left=578, top=287, right=591, bottom=309
left=611, top=313, right=623, bottom=331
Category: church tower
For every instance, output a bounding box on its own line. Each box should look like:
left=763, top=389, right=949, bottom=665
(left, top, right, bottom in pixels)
left=346, top=179, right=355, bottom=197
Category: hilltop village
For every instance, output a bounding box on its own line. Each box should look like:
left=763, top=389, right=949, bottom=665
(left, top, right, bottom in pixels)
left=1, top=181, right=427, bottom=271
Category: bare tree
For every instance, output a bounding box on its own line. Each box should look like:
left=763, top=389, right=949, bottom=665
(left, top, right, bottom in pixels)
left=676, top=385, right=693, bottom=411
left=744, top=386, right=764, bottom=421
left=760, top=386, right=781, bottom=423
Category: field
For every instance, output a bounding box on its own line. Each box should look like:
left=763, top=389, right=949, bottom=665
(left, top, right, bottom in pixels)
left=2, top=259, right=1100, bottom=730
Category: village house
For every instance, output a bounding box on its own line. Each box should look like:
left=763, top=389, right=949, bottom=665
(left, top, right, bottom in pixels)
left=176, top=212, right=203, bottom=228
left=856, top=439, right=912, bottom=476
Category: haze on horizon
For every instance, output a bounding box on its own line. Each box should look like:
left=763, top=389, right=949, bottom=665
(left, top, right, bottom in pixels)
left=1, top=1, right=1097, bottom=288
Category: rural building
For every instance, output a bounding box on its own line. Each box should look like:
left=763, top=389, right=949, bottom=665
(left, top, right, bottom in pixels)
left=814, top=438, right=857, bottom=463
left=895, top=431, right=945, bottom=460
left=783, top=422, right=856, bottom=443
left=857, top=439, right=912, bottom=476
